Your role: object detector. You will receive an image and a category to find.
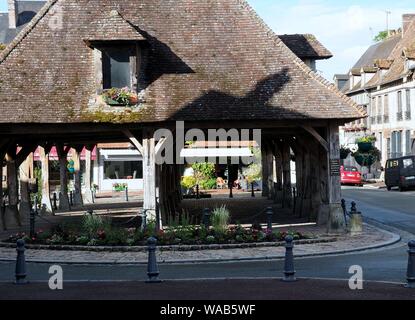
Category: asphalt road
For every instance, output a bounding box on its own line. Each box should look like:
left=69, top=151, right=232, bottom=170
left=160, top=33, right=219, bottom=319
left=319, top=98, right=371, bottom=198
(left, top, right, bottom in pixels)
left=342, top=186, right=415, bottom=234
left=1, top=279, right=414, bottom=300
left=0, top=187, right=413, bottom=295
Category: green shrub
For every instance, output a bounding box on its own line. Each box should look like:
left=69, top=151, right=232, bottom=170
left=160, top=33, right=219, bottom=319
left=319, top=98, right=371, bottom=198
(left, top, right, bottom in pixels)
left=200, top=178, right=217, bottom=190
left=105, top=227, right=129, bottom=246
left=356, top=135, right=376, bottom=144
left=211, top=205, right=230, bottom=235
left=181, top=176, right=197, bottom=190
left=82, top=214, right=109, bottom=239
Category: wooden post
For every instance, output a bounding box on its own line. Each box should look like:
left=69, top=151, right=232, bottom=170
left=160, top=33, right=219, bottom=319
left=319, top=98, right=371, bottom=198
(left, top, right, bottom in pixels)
left=261, top=142, right=269, bottom=198
left=72, top=147, right=83, bottom=207
left=56, top=144, right=70, bottom=211
left=83, top=147, right=94, bottom=204
left=39, top=147, right=53, bottom=215
left=281, top=142, right=292, bottom=208
left=274, top=144, right=283, bottom=204
left=0, top=146, right=7, bottom=230
left=326, top=123, right=346, bottom=233
left=19, top=155, right=32, bottom=223
left=6, top=148, right=20, bottom=227
left=143, top=130, right=156, bottom=221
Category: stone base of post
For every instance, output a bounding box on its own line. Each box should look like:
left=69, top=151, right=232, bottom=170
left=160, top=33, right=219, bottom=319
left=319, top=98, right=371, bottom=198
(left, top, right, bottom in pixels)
left=327, top=204, right=347, bottom=234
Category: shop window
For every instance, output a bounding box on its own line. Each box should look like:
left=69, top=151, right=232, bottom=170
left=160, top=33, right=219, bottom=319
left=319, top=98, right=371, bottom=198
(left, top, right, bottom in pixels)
left=104, top=161, right=143, bottom=180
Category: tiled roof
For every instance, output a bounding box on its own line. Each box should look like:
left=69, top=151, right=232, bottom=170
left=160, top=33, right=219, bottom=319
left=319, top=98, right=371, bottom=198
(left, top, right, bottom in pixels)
left=278, top=34, right=333, bottom=60
left=0, top=0, right=365, bottom=124
left=85, top=10, right=146, bottom=42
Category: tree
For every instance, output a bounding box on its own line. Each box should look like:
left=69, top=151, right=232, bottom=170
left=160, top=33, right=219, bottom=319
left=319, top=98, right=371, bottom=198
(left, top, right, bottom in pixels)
left=0, top=43, right=5, bottom=51
left=374, top=31, right=388, bottom=42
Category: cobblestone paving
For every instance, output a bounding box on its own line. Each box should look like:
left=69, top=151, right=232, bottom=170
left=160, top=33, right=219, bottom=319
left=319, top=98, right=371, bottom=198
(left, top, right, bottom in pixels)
left=0, top=224, right=397, bottom=264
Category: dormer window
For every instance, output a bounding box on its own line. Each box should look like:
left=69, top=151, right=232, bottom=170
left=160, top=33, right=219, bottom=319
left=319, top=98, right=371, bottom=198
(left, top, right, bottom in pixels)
left=102, top=45, right=135, bottom=90
left=84, top=10, right=148, bottom=107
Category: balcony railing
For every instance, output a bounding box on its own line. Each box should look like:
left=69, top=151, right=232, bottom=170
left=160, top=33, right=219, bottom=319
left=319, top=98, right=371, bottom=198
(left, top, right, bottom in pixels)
left=405, top=111, right=412, bottom=121
left=383, top=115, right=389, bottom=123
left=370, top=116, right=376, bottom=125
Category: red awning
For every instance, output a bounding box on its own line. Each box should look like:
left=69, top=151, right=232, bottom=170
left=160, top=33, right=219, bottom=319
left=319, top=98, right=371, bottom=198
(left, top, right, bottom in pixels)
left=30, top=146, right=97, bottom=161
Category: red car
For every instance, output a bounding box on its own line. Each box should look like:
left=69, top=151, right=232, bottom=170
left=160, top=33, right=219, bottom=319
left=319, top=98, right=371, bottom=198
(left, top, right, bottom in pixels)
left=341, top=166, right=363, bottom=186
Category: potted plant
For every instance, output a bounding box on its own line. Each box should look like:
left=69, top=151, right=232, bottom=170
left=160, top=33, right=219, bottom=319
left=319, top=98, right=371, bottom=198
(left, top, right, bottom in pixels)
left=356, top=136, right=376, bottom=152
left=102, top=87, right=140, bottom=106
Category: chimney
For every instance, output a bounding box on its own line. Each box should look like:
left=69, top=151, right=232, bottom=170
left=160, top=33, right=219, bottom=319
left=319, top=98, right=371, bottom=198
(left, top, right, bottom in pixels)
left=7, top=0, right=17, bottom=29
left=403, top=14, right=415, bottom=36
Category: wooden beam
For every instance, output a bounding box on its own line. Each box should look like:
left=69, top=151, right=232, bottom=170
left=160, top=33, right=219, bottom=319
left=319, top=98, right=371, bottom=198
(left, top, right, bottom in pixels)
left=16, top=144, right=38, bottom=167
left=123, top=129, right=144, bottom=155
left=301, top=126, right=329, bottom=152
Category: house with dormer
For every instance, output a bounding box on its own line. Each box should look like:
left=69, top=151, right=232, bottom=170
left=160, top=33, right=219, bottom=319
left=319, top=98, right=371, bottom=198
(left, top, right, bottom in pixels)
left=337, top=14, right=415, bottom=173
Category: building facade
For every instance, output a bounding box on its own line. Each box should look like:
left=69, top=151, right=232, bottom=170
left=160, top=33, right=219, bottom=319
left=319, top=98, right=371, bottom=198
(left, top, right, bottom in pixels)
left=336, top=15, right=415, bottom=175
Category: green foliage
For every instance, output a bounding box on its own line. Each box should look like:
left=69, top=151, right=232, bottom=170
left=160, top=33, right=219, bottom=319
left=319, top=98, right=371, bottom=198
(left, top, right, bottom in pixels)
left=200, top=178, right=217, bottom=190
left=211, top=205, right=230, bottom=235
left=104, top=227, right=129, bottom=246
left=181, top=176, right=196, bottom=189
left=356, top=135, right=377, bottom=144
left=192, top=163, right=216, bottom=183
left=243, top=148, right=262, bottom=183
left=81, top=214, right=109, bottom=239
left=374, top=31, right=388, bottom=42
left=0, top=43, right=5, bottom=51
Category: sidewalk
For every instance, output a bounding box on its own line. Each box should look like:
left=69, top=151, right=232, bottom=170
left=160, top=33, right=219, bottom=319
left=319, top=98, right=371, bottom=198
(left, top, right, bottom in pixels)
left=0, top=223, right=400, bottom=264
left=1, top=279, right=413, bottom=300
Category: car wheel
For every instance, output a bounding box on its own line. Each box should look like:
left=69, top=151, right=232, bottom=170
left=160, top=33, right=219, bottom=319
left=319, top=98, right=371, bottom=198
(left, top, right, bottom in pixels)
left=387, top=186, right=392, bottom=191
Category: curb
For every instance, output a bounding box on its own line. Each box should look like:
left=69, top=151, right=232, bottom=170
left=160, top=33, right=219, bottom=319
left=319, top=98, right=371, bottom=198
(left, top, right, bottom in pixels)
left=0, top=222, right=401, bottom=265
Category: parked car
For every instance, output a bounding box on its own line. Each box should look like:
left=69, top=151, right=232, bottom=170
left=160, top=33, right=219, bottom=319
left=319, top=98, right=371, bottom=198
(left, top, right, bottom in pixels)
left=385, top=156, right=415, bottom=192
left=341, top=166, right=363, bottom=186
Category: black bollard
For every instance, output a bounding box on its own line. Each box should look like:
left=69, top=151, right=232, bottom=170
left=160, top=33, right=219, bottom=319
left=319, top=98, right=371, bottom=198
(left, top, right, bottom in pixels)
left=53, top=192, right=58, bottom=210
left=266, top=207, right=274, bottom=230
left=282, top=235, right=297, bottom=282
left=125, top=187, right=129, bottom=202
left=350, top=201, right=357, bottom=214
left=251, top=182, right=255, bottom=198
left=69, top=191, right=73, bottom=206
left=202, top=208, right=211, bottom=229
left=196, top=184, right=200, bottom=199
left=146, top=237, right=161, bottom=283
left=15, top=240, right=28, bottom=285
left=229, top=184, right=233, bottom=199
left=406, top=240, right=415, bottom=289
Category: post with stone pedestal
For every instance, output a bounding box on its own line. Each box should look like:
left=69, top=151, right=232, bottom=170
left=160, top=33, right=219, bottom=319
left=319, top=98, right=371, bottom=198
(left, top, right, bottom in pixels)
left=406, top=240, right=415, bottom=289
left=15, top=239, right=28, bottom=285
left=282, top=236, right=297, bottom=282
left=348, top=202, right=363, bottom=235
left=146, top=237, right=161, bottom=283
left=266, top=207, right=274, bottom=230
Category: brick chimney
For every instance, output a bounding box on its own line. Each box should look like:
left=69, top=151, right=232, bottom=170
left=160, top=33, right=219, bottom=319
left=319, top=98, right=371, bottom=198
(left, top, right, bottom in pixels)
left=403, top=14, right=415, bottom=36
left=7, top=0, right=17, bottom=29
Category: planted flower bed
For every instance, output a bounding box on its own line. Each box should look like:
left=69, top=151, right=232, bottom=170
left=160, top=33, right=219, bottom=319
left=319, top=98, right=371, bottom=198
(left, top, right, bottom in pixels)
left=5, top=212, right=310, bottom=247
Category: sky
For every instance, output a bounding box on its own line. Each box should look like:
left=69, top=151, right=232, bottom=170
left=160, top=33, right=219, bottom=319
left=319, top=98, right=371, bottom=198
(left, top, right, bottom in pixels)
left=1, top=0, right=414, bottom=81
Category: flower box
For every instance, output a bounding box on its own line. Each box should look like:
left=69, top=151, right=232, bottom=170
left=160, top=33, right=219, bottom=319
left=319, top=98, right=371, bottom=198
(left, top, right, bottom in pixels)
left=102, top=87, right=140, bottom=107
